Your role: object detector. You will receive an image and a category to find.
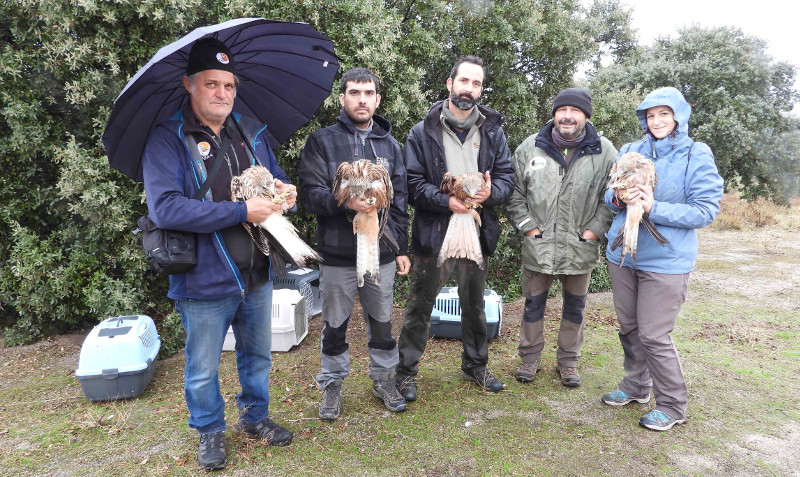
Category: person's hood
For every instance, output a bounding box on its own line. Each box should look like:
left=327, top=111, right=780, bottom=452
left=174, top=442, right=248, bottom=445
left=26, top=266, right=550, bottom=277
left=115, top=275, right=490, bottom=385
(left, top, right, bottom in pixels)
left=636, top=87, right=691, bottom=137
left=336, top=108, right=393, bottom=138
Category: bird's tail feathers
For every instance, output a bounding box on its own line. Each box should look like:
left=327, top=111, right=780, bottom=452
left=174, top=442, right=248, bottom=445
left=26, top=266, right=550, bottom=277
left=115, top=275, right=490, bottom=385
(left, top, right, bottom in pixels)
left=438, top=212, right=484, bottom=269
left=260, top=214, right=321, bottom=269
left=641, top=213, right=669, bottom=246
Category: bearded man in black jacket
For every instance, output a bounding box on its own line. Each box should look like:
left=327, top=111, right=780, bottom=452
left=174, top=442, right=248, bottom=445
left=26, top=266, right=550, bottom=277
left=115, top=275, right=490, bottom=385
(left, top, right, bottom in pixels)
left=395, top=56, right=514, bottom=401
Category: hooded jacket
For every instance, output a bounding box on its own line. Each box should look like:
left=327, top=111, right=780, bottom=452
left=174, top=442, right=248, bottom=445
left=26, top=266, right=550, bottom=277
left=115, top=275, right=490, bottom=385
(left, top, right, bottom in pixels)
left=506, top=121, right=617, bottom=275
left=142, top=108, right=289, bottom=300
left=298, top=110, right=408, bottom=266
left=405, top=101, right=514, bottom=257
left=604, top=87, right=724, bottom=273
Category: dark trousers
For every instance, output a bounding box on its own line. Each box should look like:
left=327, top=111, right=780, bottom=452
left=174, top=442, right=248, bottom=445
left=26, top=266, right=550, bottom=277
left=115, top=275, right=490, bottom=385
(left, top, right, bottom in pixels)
left=397, top=255, right=489, bottom=377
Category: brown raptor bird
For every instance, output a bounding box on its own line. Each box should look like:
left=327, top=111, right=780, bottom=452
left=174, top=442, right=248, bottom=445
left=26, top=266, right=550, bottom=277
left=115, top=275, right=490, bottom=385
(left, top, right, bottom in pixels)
left=231, top=165, right=321, bottom=276
left=332, top=159, right=398, bottom=287
left=607, top=151, right=668, bottom=265
left=438, top=171, right=486, bottom=268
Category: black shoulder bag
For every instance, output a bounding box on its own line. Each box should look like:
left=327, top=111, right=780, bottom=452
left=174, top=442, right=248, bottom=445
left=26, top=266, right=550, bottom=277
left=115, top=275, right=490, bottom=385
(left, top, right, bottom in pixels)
left=136, top=129, right=234, bottom=275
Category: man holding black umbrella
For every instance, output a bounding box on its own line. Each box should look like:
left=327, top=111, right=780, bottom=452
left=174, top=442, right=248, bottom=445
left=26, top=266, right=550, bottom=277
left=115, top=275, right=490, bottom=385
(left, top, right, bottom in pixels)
left=142, top=38, right=294, bottom=470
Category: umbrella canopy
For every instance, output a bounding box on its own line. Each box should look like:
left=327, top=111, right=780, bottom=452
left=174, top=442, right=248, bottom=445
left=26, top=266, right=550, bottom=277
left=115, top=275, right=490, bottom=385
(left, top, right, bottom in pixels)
left=103, top=18, right=339, bottom=182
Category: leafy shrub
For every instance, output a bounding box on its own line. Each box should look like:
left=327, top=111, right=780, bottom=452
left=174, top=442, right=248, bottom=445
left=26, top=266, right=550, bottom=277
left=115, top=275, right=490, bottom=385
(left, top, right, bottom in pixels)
left=711, top=193, right=783, bottom=230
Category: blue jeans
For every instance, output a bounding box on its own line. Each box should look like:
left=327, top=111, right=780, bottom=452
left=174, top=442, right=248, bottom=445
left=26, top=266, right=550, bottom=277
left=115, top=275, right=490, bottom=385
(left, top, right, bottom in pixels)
left=175, top=283, right=273, bottom=434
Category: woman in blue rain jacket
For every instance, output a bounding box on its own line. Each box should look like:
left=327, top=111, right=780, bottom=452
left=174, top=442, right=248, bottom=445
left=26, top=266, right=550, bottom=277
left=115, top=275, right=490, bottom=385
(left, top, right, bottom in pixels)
left=600, top=87, right=723, bottom=431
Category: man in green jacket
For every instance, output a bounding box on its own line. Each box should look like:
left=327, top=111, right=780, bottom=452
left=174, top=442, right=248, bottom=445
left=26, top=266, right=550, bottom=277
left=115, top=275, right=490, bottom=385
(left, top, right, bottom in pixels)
left=506, top=88, right=617, bottom=387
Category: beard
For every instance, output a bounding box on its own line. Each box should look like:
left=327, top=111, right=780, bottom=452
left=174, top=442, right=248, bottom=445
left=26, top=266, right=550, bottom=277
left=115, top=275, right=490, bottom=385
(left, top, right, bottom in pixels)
left=555, top=120, right=583, bottom=139
left=450, top=91, right=478, bottom=111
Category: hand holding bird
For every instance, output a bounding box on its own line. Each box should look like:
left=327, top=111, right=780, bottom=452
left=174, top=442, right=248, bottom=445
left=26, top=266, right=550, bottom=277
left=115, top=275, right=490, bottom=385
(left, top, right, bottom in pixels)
left=333, top=159, right=397, bottom=287
left=438, top=171, right=486, bottom=268
left=607, top=152, right=668, bottom=265
left=231, top=165, right=321, bottom=276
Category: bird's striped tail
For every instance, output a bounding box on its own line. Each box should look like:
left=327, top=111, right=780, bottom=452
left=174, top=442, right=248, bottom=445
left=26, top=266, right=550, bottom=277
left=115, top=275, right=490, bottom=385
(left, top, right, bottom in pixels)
left=261, top=214, right=321, bottom=267
left=438, top=212, right=484, bottom=269
left=354, top=210, right=381, bottom=287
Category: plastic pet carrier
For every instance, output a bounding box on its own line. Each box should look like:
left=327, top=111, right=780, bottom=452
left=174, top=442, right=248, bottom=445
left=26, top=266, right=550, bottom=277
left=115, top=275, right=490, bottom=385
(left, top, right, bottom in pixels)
left=429, top=287, right=502, bottom=340
left=75, top=315, right=160, bottom=401
left=223, top=289, right=308, bottom=352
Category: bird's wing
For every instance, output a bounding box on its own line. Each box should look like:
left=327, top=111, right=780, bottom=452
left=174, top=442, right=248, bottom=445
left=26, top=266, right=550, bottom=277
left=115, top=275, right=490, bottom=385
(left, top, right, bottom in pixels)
left=440, top=172, right=456, bottom=194
left=333, top=162, right=353, bottom=206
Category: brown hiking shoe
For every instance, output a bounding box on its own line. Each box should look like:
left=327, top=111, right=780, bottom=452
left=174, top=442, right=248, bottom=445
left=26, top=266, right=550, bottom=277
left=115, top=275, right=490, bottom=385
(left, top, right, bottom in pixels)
left=557, top=366, right=581, bottom=387
left=516, top=358, right=542, bottom=383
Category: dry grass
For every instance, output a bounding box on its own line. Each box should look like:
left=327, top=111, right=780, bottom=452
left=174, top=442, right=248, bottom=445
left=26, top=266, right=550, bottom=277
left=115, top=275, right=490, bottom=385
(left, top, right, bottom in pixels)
left=710, top=193, right=792, bottom=230
left=2, top=199, right=800, bottom=476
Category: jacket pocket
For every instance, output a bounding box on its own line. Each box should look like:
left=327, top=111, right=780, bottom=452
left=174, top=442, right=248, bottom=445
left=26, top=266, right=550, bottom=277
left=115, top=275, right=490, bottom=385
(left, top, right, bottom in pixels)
left=521, top=233, right=551, bottom=270
left=569, top=232, right=601, bottom=271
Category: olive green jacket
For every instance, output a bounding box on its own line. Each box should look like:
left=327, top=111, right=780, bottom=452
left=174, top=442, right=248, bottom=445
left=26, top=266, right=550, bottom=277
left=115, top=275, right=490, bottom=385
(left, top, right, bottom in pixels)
left=506, top=121, right=617, bottom=275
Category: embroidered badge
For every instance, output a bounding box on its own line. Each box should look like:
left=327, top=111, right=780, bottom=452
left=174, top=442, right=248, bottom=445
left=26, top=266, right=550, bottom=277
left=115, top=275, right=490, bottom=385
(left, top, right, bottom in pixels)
left=197, top=141, right=211, bottom=158
left=216, top=52, right=230, bottom=64
left=530, top=156, right=547, bottom=171
left=375, top=156, right=390, bottom=169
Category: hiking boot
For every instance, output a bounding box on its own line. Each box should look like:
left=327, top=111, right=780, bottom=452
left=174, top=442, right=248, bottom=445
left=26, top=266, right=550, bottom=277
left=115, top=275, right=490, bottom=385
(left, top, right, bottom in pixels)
left=235, top=417, right=293, bottom=446
left=516, top=358, right=541, bottom=383
left=557, top=366, right=581, bottom=387
left=463, top=367, right=505, bottom=393
left=394, top=375, right=417, bottom=402
left=372, top=379, right=407, bottom=412
left=601, top=389, right=651, bottom=406
left=639, top=409, right=686, bottom=431
left=319, top=381, right=343, bottom=421
left=197, top=430, right=226, bottom=470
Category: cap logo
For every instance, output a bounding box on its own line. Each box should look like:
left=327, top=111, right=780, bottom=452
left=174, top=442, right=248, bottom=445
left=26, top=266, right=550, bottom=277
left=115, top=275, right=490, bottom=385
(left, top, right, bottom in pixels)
left=216, top=52, right=230, bottom=64
left=197, top=141, right=211, bottom=158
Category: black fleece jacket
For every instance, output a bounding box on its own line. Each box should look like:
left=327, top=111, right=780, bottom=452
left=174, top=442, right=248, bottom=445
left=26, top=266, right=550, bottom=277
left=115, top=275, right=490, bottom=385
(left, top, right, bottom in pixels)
left=298, top=110, right=409, bottom=266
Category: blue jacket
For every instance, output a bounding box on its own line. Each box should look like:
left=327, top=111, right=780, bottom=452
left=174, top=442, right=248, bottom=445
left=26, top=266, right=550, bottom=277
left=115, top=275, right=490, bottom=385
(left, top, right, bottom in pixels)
left=605, top=87, right=724, bottom=273
left=142, top=108, right=289, bottom=300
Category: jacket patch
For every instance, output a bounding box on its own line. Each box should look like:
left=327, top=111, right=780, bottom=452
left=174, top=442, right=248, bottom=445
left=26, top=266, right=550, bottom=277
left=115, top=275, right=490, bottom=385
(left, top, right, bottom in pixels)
left=197, top=141, right=211, bottom=158
left=530, top=156, right=547, bottom=170
left=375, top=156, right=390, bottom=169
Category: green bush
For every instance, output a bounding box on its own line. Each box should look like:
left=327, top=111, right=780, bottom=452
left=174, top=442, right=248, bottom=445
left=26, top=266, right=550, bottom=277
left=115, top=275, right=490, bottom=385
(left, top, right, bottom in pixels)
left=0, top=0, right=634, bottom=352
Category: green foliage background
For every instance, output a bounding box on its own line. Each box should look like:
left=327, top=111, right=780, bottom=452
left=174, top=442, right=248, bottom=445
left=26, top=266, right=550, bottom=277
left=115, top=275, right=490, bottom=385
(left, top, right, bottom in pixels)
left=1, top=0, right=796, bottom=349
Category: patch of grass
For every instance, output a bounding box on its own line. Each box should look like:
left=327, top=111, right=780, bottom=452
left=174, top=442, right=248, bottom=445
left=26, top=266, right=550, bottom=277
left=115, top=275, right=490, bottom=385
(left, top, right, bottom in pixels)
left=3, top=209, right=800, bottom=476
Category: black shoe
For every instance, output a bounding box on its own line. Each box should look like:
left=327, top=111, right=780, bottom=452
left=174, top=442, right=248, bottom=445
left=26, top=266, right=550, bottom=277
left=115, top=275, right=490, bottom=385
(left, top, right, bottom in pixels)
left=394, top=375, right=417, bottom=402
left=319, top=381, right=343, bottom=421
left=198, top=431, right=226, bottom=470
left=235, top=417, right=293, bottom=446
left=372, top=379, right=407, bottom=412
left=463, top=368, right=505, bottom=393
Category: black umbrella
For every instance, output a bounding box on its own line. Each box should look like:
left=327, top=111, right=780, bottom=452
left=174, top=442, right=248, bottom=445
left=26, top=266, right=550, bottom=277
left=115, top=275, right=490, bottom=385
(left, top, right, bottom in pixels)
left=102, top=18, right=339, bottom=182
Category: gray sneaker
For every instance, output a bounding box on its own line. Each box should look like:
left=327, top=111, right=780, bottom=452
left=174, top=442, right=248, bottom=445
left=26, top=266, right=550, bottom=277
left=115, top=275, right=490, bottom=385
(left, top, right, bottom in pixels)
left=372, top=379, right=407, bottom=412
left=197, top=430, right=226, bottom=470
left=516, top=358, right=541, bottom=383
left=557, top=366, right=581, bottom=387
left=319, top=381, right=343, bottom=421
